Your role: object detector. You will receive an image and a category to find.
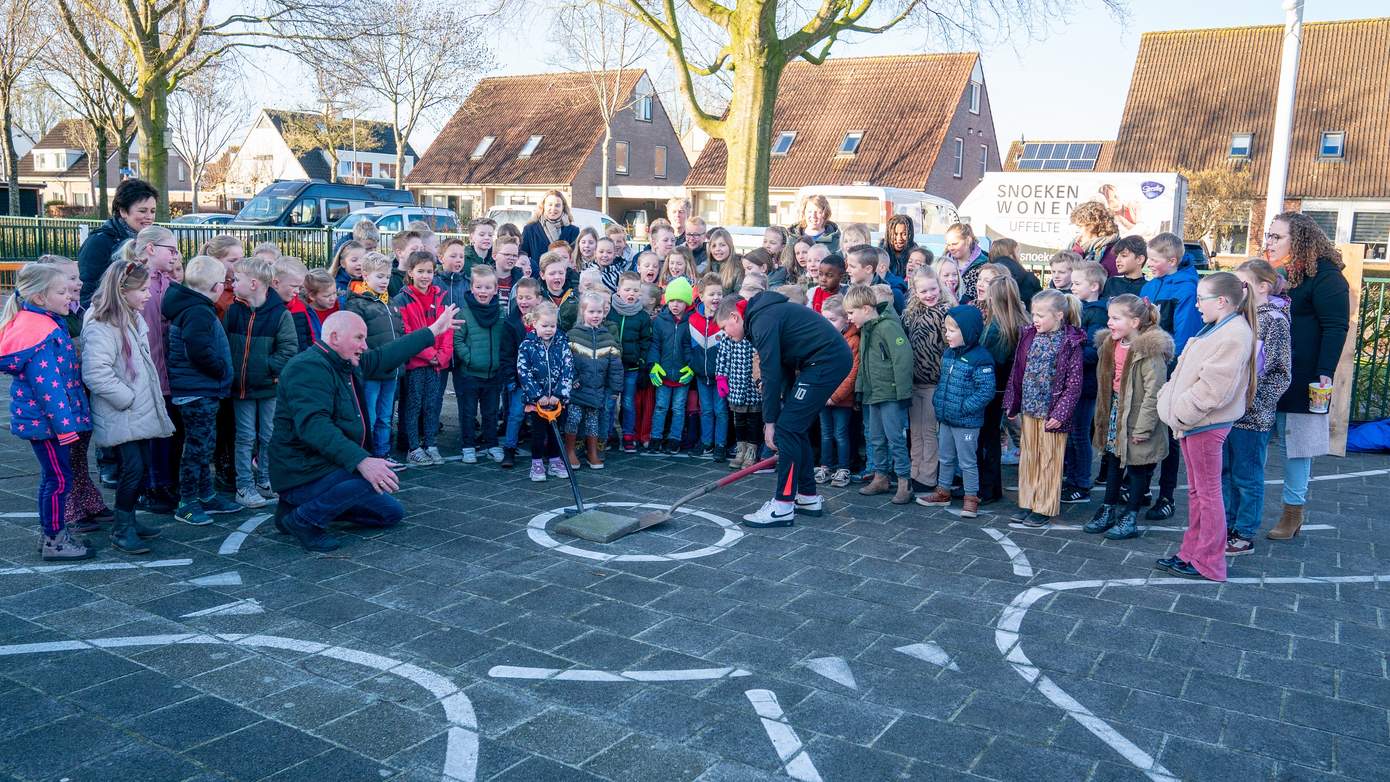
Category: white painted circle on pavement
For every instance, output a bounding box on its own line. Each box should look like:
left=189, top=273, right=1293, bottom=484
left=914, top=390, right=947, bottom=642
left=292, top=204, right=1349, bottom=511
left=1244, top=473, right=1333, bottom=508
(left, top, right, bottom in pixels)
left=528, top=502, right=744, bottom=562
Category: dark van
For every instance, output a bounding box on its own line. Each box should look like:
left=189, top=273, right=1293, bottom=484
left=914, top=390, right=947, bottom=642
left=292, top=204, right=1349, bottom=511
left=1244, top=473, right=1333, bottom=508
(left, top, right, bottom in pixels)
left=233, top=180, right=414, bottom=228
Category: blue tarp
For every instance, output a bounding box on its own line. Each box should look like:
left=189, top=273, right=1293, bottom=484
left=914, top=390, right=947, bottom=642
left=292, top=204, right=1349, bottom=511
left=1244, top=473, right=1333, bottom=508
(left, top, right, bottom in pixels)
left=1347, top=419, right=1390, bottom=453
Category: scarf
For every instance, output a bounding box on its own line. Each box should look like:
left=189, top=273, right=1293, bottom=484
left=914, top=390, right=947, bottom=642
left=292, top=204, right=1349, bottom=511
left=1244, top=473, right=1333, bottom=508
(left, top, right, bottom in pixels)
left=464, top=291, right=500, bottom=328
left=541, top=215, right=568, bottom=244
left=1077, top=233, right=1116, bottom=261
left=600, top=263, right=624, bottom=292
left=357, top=285, right=389, bottom=304
left=609, top=293, right=643, bottom=318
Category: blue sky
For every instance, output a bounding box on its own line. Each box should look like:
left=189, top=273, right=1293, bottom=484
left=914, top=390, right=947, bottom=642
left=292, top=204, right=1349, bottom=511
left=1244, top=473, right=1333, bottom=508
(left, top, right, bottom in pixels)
left=253, top=1, right=1384, bottom=154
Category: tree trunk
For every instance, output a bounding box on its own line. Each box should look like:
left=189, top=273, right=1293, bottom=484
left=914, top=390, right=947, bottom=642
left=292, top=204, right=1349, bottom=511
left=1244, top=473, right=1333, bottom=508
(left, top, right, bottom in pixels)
left=137, top=83, right=172, bottom=220
left=600, top=125, right=611, bottom=218
left=1, top=98, right=19, bottom=216
left=719, top=45, right=782, bottom=226
left=192, top=174, right=200, bottom=213
left=95, top=126, right=110, bottom=218
left=394, top=127, right=405, bottom=190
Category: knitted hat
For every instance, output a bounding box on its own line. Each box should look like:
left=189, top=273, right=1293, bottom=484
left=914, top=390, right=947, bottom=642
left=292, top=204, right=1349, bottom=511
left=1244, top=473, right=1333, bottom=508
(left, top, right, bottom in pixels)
left=664, top=277, right=694, bottom=305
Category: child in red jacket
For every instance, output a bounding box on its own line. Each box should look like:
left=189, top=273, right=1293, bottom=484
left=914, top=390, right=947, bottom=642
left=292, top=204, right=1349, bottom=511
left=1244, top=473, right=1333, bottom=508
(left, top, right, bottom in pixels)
left=391, top=251, right=452, bottom=466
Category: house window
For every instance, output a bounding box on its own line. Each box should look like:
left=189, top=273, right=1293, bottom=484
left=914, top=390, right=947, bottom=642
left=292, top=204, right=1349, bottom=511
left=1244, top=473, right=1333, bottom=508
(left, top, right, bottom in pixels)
left=1229, top=133, right=1253, bottom=159
left=1319, top=131, right=1345, bottom=159
left=339, top=160, right=352, bottom=176
left=379, top=162, right=397, bottom=180
left=354, top=161, right=373, bottom=179
left=74, top=192, right=89, bottom=207
left=1305, top=210, right=1339, bottom=241
left=952, top=137, right=964, bottom=178
left=968, top=81, right=981, bottom=114
left=838, top=131, right=864, bottom=156
left=615, top=141, right=629, bottom=175
left=470, top=135, right=495, bottom=160
left=772, top=131, right=796, bottom=156
left=1351, top=211, right=1390, bottom=260
left=634, top=94, right=653, bottom=122
left=518, top=135, right=543, bottom=159
left=978, top=144, right=988, bottom=178
left=654, top=145, right=667, bottom=179
left=178, top=162, right=188, bottom=180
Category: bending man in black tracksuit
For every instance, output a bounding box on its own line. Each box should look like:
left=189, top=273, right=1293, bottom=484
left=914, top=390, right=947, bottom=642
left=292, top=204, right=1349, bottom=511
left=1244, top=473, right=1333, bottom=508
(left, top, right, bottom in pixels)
left=716, top=292, right=853, bottom=527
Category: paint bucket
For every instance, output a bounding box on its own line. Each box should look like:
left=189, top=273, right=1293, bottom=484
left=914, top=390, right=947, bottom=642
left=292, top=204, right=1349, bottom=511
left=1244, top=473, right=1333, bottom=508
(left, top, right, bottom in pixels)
left=1308, top=382, right=1333, bottom=414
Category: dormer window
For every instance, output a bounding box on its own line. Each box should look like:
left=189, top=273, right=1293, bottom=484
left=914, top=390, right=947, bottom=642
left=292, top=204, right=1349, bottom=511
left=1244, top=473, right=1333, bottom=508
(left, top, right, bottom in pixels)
left=837, top=131, right=863, bottom=156
left=772, top=131, right=796, bottom=156
left=1319, top=131, right=1345, bottom=159
left=470, top=135, right=495, bottom=160
left=518, top=135, right=542, bottom=159
left=1229, top=133, right=1253, bottom=159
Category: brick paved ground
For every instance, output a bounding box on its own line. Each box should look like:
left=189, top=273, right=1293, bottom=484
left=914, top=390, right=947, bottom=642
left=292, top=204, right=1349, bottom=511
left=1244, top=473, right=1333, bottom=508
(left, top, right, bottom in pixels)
left=0, top=394, right=1387, bottom=781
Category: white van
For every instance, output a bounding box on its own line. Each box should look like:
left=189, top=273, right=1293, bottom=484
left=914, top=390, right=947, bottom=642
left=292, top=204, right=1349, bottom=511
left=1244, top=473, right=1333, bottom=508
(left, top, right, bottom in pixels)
left=486, top=206, right=620, bottom=234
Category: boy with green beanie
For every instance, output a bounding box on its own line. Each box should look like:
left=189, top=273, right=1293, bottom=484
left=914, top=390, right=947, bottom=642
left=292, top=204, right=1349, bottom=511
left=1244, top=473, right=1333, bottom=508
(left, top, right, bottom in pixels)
left=647, top=277, right=695, bottom=454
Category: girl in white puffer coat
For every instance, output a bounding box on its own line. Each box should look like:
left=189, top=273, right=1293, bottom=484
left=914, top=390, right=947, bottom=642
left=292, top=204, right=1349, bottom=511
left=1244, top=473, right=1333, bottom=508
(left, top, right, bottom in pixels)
left=81, top=260, right=174, bottom=555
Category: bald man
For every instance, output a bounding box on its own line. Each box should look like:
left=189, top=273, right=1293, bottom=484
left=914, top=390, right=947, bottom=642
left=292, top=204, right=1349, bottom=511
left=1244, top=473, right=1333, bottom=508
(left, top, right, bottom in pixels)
left=269, top=307, right=458, bottom=552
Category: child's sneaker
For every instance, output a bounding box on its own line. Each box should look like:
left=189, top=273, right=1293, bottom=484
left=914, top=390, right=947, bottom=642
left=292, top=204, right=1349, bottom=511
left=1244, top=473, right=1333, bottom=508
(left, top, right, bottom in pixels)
left=256, top=482, right=278, bottom=500
left=1226, top=531, right=1254, bottom=555
left=622, top=437, right=637, bottom=454
left=662, top=439, right=680, bottom=456
left=741, top=499, right=795, bottom=528
left=408, top=448, right=432, bottom=466
left=175, top=501, right=214, bottom=526
left=460, top=447, right=477, bottom=464
left=813, top=466, right=830, bottom=484
left=639, top=442, right=662, bottom=457
left=696, top=446, right=714, bottom=460
left=712, top=444, right=728, bottom=461
left=830, top=468, right=851, bottom=488
left=1060, top=486, right=1089, bottom=503
left=486, top=446, right=505, bottom=463
left=235, top=487, right=269, bottom=509
left=501, top=447, right=516, bottom=468
left=547, top=458, right=569, bottom=478
left=794, top=494, right=823, bottom=517
left=426, top=447, right=445, bottom=465
left=41, top=528, right=95, bottom=561
left=961, top=495, right=981, bottom=518
left=201, top=494, right=242, bottom=514
left=529, top=460, right=546, bottom=482
left=1020, top=512, right=1051, bottom=528
left=916, top=487, right=953, bottom=507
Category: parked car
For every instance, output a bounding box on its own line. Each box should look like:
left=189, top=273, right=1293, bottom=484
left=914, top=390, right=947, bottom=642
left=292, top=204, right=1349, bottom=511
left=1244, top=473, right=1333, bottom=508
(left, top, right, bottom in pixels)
left=486, top=205, right=620, bottom=235
left=172, top=212, right=234, bottom=225
left=1183, top=241, right=1211, bottom=271
left=234, top=180, right=413, bottom=228
left=330, top=205, right=462, bottom=255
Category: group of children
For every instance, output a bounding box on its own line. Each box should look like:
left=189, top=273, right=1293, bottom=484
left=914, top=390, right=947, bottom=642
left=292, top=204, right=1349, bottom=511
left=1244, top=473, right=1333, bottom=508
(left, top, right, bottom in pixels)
left=0, top=190, right=1291, bottom=580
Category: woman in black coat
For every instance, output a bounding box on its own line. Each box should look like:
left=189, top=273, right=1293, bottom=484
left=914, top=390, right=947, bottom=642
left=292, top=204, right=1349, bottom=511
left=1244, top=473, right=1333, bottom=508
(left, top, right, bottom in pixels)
left=1263, top=211, right=1350, bottom=540
left=77, top=179, right=159, bottom=307
left=520, top=190, right=579, bottom=276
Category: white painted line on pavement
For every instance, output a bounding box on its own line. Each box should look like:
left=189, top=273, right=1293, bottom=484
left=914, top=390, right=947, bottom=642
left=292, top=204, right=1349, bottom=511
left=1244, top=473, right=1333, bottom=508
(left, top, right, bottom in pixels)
left=488, top=664, right=750, bottom=682
left=0, top=558, right=192, bottom=576
left=996, top=573, right=1390, bottom=782
left=217, top=513, right=272, bottom=555
left=0, top=512, right=38, bottom=518
left=180, top=599, right=264, bottom=617
left=1009, top=522, right=1335, bottom=533
left=528, top=502, right=745, bottom=562
left=0, top=633, right=479, bottom=782
left=802, top=656, right=857, bottom=689
left=894, top=642, right=960, bottom=672
left=982, top=528, right=1035, bottom=577
left=175, top=571, right=242, bottom=587
left=745, top=689, right=823, bottom=782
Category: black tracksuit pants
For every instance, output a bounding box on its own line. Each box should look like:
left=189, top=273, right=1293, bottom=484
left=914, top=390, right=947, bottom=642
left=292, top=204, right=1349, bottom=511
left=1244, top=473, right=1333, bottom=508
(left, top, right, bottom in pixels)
left=773, top=358, right=852, bottom=502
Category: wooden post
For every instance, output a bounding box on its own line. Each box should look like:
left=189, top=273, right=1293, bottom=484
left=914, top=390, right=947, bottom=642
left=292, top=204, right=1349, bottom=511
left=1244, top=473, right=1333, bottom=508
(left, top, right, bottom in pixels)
left=1329, top=242, right=1364, bottom=457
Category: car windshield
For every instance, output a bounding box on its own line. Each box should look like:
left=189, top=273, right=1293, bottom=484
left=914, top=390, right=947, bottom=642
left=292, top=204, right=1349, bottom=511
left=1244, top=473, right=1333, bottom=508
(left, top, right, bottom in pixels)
left=172, top=215, right=201, bottom=224
left=236, top=194, right=296, bottom=224
left=334, top=213, right=370, bottom=230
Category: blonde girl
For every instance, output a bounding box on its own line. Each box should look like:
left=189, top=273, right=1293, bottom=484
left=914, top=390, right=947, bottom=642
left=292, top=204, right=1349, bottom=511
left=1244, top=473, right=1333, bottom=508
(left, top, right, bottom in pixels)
left=661, top=246, right=695, bottom=286
left=119, top=226, right=180, bottom=498
left=0, top=263, right=95, bottom=560
left=763, top=226, right=790, bottom=267
left=82, top=261, right=175, bottom=554
left=778, top=236, right=813, bottom=287
left=902, top=266, right=952, bottom=496
left=707, top=227, right=738, bottom=272
left=329, top=239, right=367, bottom=295
left=1223, top=259, right=1292, bottom=553
left=1156, top=272, right=1256, bottom=582
left=1085, top=294, right=1174, bottom=541
left=936, top=257, right=961, bottom=302
left=1003, top=288, right=1086, bottom=526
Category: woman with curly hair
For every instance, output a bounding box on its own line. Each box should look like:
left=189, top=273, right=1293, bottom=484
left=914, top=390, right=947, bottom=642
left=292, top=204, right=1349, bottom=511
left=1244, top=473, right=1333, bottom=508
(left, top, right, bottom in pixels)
left=1261, top=211, right=1350, bottom=540
left=787, top=194, right=841, bottom=254
left=1069, top=201, right=1120, bottom=276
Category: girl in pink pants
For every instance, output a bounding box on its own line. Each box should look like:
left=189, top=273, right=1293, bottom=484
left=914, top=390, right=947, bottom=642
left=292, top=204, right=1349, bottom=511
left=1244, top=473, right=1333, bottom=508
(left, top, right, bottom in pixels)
left=1156, top=272, right=1256, bottom=581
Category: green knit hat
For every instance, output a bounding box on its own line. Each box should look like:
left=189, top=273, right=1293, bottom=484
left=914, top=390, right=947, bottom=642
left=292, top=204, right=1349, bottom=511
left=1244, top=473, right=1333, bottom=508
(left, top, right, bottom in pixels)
left=664, top=277, right=694, bottom=305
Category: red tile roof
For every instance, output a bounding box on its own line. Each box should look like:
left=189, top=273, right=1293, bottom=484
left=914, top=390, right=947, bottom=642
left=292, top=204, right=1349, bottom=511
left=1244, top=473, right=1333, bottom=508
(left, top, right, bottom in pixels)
left=684, top=53, right=978, bottom=189
left=406, top=70, right=645, bottom=187
left=1108, top=17, right=1390, bottom=198
left=18, top=119, right=92, bottom=179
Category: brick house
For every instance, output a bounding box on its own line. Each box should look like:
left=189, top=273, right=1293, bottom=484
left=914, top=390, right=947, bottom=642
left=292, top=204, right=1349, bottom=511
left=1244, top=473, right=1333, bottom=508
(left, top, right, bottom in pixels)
left=684, top=53, right=1000, bottom=225
left=1103, top=17, right=1390, bottom=258
left=405, top=69, right=689, bottom=226
left=18, top=118, right=194, bottom=211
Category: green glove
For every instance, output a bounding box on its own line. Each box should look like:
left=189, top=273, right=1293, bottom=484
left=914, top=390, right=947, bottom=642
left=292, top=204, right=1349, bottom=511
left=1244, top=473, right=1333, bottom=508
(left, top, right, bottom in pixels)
left=678, top=366, right=694, bottom=384
left=649, top=363, right=666, bottom=386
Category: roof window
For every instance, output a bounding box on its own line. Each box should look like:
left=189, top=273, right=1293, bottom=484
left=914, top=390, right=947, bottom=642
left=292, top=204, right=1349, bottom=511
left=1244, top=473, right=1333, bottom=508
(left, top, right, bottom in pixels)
left=772, top=131, right=796, bottom=156
left=470, top=136, right=495, bottom=160
left=837, top=131, right=863, bottom=156
left=518, top=135, right=542, bottom=159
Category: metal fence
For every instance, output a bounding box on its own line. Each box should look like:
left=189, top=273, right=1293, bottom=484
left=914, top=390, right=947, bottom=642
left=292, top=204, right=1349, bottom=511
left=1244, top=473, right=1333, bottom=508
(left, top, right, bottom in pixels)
left=1352, top=278, right=1390, bottom=422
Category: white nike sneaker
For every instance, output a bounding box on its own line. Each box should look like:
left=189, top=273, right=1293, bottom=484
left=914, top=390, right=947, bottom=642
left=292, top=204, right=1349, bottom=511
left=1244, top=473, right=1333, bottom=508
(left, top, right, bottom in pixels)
left=741, top=499, right=795, bottom=528
left=794, top=494, right=824, bottom=517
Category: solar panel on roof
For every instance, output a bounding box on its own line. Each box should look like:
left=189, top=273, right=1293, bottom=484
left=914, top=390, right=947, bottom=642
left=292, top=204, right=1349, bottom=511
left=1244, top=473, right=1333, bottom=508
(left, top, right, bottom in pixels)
left=1036, top=143, right=1054, bottom=159
left=1043, top=159, right=1068, bottom=170
left=1023, top=143, right=1040, bottom=159
left=1017, top=160, right=1043, bottom=170
left=1013, top=140, right=1101, bottom=171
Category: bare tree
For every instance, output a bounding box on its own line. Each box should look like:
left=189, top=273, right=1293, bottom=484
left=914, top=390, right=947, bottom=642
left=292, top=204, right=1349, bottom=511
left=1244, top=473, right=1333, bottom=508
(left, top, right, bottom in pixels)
left=548, top=1, right=656, bottom=216
left=278, top=71, right=361, bottom=185
left=298, top=0, right=493, bottom=188
left=0, top=0, right=50, bottom=214
left=1179, top=163, right=1257, bottom=253
left=170, top=57, right=246, bottom=210
left=15, top=78, right=64, bottom=144
left=53, top=0, right=365, bottom=219
left=45, top=4, right=134, bottom=217
left=610, top=0, right=1124, bottom=225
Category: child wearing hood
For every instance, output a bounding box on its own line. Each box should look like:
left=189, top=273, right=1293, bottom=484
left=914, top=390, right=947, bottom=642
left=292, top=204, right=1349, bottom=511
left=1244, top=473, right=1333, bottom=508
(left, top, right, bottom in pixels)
left=919, top=305, right=996, bottom=518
